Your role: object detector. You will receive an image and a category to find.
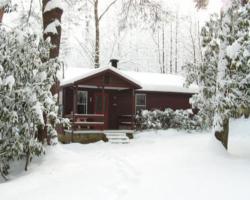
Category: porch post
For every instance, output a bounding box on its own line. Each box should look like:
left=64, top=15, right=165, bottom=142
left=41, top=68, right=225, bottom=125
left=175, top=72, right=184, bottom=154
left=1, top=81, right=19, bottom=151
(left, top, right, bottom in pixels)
left=102, top=85, right=105, bottom=130
left=71, top=85, right=77, bottom=142
left=131, top=89, right=135, bottom=130
left=75, top=85, right=78, bottom=114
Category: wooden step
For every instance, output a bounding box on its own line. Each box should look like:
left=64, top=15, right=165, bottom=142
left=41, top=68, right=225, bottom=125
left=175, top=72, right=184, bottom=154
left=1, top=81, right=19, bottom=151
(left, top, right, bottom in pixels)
left=104, top=132, right=130, bottom=144
left=106, top=136, right=128, bottom=139
left=73, top=122, right=104, bottom=125
left=110, top=141, right=129, bottom=144
left=109, top=138, right=129, bottom=144
left=105, top=133, right=127, bottom=136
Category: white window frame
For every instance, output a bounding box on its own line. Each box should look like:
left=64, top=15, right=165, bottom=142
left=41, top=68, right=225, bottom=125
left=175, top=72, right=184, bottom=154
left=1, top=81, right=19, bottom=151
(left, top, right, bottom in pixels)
left=135, top=93, right=146, bottom=112
left=77, top=90, right=88, bottom=114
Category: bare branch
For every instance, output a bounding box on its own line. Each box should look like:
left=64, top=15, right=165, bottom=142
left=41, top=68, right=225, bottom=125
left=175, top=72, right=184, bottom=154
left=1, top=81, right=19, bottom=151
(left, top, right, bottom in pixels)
left=98, top=0, right=118, bottom=21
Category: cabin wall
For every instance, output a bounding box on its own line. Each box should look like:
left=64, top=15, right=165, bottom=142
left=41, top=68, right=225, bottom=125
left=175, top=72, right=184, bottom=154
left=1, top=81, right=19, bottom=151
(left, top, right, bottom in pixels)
left=62, top=85, right=193, bottom=130
left=136, top=91, right=192, bottom=111
left=63, top=87, right=192, bottom=115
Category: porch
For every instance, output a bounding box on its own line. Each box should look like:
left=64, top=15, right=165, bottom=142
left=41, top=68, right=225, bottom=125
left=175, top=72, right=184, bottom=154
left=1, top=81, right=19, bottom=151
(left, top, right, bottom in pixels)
left=64, top=112, right=135, bottom=132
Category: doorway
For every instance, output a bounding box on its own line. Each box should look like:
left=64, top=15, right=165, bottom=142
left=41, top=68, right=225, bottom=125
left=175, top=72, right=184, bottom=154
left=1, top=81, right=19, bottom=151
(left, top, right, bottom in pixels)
left=94, top=92, right=109, bottom=129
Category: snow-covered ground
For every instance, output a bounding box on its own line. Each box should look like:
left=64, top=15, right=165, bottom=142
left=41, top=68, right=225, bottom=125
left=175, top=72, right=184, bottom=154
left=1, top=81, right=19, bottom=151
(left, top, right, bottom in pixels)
left=1, top=118, right=250, bottom=200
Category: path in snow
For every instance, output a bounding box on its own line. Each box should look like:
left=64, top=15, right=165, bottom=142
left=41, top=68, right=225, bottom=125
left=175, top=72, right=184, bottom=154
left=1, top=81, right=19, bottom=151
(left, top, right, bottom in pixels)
left=1, top=118, right=250, bottom=200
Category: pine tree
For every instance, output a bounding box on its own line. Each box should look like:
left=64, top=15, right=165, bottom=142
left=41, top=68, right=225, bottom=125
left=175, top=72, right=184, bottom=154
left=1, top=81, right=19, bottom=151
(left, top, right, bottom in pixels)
left=213, top=0, right=250, bottom=149
left=185, top=14, right=220, bottom=128
left=185, top=1, right=250, bottom=145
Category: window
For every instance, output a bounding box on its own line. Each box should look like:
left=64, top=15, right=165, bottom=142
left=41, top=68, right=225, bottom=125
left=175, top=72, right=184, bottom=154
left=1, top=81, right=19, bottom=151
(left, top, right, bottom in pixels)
left=77, top=91, right=88, bottom=114
left=58, top=90, right=63, bottom=116
left=135, top=94, right=146, bottom=112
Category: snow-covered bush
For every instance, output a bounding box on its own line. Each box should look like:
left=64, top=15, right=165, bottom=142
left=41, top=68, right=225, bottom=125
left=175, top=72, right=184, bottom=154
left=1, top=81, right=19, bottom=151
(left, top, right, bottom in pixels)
left=0, top=27, right=61, bottom=178
left=136, top=109, right=203, bottom=131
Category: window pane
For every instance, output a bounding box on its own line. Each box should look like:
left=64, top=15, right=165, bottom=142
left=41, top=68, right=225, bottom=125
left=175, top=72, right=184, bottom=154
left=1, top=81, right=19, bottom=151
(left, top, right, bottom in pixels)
left=136, top=105, right=146, bottom=113
left=136, top=94, right=146, bottom=106
left=77, top=91, right=88, bottom=114
left=78, top=105, right=86, bottom=114
left=59, top=90, right=63, bottom=105
left=135, top=94, right=146, bottom=113
left=78, top=91, right=87, bottom=105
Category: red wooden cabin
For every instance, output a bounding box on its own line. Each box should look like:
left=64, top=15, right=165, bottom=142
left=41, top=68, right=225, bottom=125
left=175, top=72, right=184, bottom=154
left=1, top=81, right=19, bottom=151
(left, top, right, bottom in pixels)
left=59, top=60, right=197, bottom=134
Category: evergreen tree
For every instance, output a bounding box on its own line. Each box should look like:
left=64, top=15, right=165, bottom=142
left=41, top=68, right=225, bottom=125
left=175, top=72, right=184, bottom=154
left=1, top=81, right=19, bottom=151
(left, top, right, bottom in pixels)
left=0, top=27, right=61, bottom=178
left=184, top=14, right=220, bottom=128
left=186, top=0, right=250, bottom=149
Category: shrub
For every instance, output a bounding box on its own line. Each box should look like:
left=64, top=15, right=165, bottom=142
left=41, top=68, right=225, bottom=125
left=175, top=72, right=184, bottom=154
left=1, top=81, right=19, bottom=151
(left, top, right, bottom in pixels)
left=136, top=108, right=203, bottom=131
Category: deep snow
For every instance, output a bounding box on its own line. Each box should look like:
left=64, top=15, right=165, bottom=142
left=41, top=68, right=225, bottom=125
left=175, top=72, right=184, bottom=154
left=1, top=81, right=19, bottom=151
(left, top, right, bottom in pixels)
left=1, top=118, right=250, bottom=200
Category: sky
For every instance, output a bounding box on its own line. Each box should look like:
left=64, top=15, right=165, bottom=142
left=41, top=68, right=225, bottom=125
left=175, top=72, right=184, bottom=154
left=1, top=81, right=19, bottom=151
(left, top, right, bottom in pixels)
left=162, top=0, right=222, bottom=23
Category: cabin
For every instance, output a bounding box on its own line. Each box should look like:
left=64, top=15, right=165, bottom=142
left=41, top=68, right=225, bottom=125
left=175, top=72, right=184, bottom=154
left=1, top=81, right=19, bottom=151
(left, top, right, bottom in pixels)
left=59, top=60, right=197, bottom=143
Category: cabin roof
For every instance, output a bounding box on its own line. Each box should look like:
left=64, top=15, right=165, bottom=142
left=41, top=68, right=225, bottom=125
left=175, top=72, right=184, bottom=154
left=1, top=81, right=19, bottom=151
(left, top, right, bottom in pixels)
left=60, top=66, right=198, bottom=94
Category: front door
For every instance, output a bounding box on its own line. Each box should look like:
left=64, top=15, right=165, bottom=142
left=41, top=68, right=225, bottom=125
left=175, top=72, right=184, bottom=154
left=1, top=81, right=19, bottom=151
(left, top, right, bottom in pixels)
left=94, top=93, right=109, bottom=129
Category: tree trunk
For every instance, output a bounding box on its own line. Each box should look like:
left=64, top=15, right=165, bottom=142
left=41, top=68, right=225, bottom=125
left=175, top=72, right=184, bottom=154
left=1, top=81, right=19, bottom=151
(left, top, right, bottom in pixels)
left=170, top=23, right=173, bottom=73
left=42, top=0, right=62, bottom=95
left=42, top=0, right=63, bottom=60
left=24, top=149, right=30, bottom=171
left=189, top=21, right=196, bottom=65
left=241, top=0, right=248, bottom=6
left=94, top=0, right=100, bottom=68
left=197, top=21, right=203, bottom=62
left=0, top=7, right=4, bottom=23
left=39, top=0, right=63, bottom=144
left=215, top=118, right=229, bottom=149
left=162, top=24, right=165, bottom=73
left=175, top=12, right=178, bottom=74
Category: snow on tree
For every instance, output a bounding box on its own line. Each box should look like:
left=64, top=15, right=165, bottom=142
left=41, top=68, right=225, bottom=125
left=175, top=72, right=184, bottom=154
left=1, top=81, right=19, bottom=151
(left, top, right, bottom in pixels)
left=42, top=0, right=64, bottom=60
left=213, top=0, right=250, bottom=149
left=0, top=0, right=10, bottom=9
left=185, top=14, right=220, bottom=128
left=0, top=27, right=61, bottom=178
left=186, top=0, right=250, bottom=149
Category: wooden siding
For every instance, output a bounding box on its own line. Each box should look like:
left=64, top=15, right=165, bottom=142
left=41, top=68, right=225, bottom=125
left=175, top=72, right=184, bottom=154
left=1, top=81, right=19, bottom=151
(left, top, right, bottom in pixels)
left=137, top=91, right=192, bottom=111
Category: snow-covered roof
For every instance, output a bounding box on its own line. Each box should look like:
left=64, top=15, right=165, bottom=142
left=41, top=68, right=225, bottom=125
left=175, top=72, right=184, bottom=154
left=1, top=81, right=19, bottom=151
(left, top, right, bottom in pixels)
left=60, top=66, right=198, bottom=94
left=61, top=66, right=141, bottom=88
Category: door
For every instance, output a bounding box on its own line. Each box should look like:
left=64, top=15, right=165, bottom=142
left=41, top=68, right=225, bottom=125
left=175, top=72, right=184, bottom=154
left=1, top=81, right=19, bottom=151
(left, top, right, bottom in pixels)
left=94, top=93, right=109, bottom=129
